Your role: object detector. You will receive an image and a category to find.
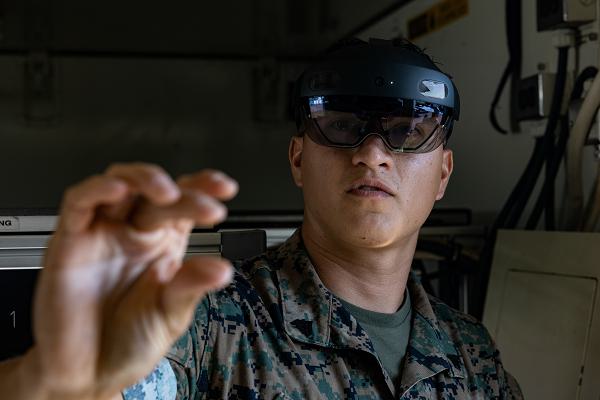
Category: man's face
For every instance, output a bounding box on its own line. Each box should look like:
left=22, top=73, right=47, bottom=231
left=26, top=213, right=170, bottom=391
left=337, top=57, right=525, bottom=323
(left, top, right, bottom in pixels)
left=289, top=129, right=453, bottom=249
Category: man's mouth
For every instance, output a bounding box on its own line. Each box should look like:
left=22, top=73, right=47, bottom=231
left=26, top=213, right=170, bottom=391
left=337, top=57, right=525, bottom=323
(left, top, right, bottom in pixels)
left=347, top=179, right=395, bottom=197
left=358, top=185, right=384, bottom=192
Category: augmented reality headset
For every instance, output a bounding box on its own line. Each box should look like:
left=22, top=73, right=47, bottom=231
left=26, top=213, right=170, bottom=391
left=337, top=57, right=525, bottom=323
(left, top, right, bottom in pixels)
left=293, top=39, right=460, bottom=154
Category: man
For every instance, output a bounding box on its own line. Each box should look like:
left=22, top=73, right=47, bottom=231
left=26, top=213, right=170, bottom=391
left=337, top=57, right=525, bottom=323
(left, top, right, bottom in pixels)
left=1, top=38, right=522, bottom=399
left=123, top=38, right=523, bottom=399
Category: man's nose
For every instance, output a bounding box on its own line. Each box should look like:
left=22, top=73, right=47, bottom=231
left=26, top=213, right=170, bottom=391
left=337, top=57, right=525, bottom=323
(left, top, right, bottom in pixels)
left=351, top=134, right=393, bottom=169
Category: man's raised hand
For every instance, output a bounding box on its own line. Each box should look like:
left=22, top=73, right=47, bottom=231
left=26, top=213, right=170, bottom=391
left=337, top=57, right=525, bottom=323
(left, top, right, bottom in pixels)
left=29, top=163, right=238, bottom=400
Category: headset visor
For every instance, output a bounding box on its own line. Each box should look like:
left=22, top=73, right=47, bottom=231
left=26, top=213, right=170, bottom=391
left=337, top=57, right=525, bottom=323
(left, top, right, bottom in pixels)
left=304, top=96, right=452, bottom=153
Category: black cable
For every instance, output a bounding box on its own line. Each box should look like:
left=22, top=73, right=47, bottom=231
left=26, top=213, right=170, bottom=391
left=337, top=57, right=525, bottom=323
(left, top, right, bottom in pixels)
left=470, top=135, right=546, bottom=319
left=489, top=0, right=522, bottom=134
left=508, top=47, right=569, bottom=229
left=572, top=67, right=599, bottom=99
left=544, top=47, right=569, bottom=230
left=504, top=137, right=547, bottom=228
left=526, top=117, right=569, bottom=229
left=489, top=65, right=511, bottom=134
left=473, top=47, right=571, bottom=318
left=492, top=139, right=541, bottom=230
left=507, top=0, right=522, bottom=133
left=544, top=153, right=557, bottom=228
left=526, top=63, right=597, bottom=229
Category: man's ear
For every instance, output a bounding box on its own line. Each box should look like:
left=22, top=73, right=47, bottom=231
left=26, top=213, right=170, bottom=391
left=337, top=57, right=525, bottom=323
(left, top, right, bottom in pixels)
left=435, top=148, right=453, bottom=200
left=289, top=135, right=304, bottom=188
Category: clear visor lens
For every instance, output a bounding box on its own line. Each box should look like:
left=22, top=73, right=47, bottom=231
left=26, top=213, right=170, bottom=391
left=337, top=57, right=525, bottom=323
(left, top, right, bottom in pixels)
left=306, top=96, right=451, bottom=153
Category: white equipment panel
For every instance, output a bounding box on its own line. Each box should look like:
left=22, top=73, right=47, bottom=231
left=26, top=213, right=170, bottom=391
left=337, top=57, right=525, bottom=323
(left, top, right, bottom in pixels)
left=484, top=230, right=600, bottom=400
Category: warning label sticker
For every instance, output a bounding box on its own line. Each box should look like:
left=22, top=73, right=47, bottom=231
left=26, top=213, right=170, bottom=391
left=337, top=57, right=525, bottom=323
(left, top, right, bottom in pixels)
left=0, top=217, right=19, bottom=231
left=408, top=0, right=469, bottom=40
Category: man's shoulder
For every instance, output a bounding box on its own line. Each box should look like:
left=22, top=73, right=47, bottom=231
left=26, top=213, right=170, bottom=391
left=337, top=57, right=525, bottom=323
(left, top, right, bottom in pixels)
left=233, top=242, right=294, bottom=276
left=427, top=295, right=499, bottom=357
left=423, top=293, right=516, bottom=391
left=207, top=245, right=284, bottom=321
left=166, top=250, right=281, bottom=366
left=415, top=295, right=523, bottom=398
left=217, top=243, right=291, bottom=305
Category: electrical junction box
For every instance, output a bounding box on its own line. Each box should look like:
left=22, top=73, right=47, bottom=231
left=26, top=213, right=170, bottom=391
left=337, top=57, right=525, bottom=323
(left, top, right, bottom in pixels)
left=537, top=0, right=597, bottom=31
left=516, top=72, right=572, bottom=122
left=516, top=73, right=556, bottom=121
left=483, top=230, right=600, bottom=400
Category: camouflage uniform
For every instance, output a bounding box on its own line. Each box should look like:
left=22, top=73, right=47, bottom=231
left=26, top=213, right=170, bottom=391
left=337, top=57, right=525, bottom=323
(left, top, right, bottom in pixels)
left=125, top=229, right=522, bottom=399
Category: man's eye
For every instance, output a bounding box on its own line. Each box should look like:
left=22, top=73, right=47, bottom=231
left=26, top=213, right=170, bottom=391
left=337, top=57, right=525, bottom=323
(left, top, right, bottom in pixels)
left=389, top=122, right=412, bottom=134
left=329, top=119, right=354, bottom=131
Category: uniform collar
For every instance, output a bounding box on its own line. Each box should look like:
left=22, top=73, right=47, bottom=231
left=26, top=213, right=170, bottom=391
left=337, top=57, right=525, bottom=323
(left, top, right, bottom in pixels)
left=398, top=272, right=466, bottom=395
left=273, top=230, right=465, bottom=388
left=273, top=230, right=372, bottom=350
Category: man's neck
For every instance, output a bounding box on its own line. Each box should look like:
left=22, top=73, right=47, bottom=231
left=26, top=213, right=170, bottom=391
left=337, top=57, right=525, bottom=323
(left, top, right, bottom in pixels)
left=300, top=223, right=417, bottom=314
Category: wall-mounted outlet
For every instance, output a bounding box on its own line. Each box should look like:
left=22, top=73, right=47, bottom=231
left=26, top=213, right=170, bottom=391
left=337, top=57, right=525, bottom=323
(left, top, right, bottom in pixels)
left=516, top=73, right=556, bottom=121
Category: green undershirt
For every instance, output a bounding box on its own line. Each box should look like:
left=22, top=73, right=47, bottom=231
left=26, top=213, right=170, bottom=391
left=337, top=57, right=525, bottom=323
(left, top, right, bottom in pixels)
left=338, top=291, right=412, bottom=382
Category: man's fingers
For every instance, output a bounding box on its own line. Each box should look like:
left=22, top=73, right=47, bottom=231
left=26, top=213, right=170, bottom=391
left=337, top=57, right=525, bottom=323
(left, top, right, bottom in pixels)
left=59, top=176, right=129, bottom=234
left=130, top=190, right=227, bottom=231
left=106, top=163, right=181, bottom=206
left=97, top=194, right=137, bottom=222
left=59, top=166, right=236, bottom=234
left=177, top=170, right=239, bottom=201
left=160, top=256, right=233, bottom=333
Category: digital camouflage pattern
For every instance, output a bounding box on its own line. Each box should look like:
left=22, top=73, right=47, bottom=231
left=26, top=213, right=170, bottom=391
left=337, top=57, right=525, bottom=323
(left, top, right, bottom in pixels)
left=123, top=358, right=177, bottom=400
left=126, top=229, right=523, bottom=399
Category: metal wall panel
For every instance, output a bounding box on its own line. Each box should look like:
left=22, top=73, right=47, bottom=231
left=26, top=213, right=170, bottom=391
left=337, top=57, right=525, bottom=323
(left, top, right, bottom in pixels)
left=484, top=230, right=600, bottom=400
